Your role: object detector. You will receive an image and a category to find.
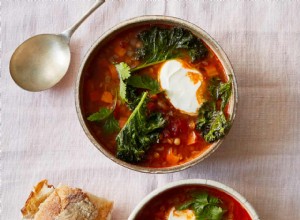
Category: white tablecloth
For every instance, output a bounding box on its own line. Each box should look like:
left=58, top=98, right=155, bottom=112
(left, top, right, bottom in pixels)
left=2, top=1, right=300, bottom=219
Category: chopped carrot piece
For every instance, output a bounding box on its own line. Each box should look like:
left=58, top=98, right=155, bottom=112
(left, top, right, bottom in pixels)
left=89, top=91, right=101, bottom=102
left=205, top=65, right=218, bottom=77
left=108, top=64, right=119, bottom=80
left=114, top=45, right=126, bottom=57
left=187, top=131, right=197, bottom=145
left=166, top=148, right=180, bottom=165
left=101, top=91, right=113, bottom=104
left=118, top=117, right=127, bottom=128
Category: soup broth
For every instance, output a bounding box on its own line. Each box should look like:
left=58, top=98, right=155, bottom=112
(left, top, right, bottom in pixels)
left=82, top=24, right=231, bottom=168
left=135, top=185, right=252, bottom=220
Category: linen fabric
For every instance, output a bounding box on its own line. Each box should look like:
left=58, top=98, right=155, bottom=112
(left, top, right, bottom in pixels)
left=2, top=1, right=300, bottom=219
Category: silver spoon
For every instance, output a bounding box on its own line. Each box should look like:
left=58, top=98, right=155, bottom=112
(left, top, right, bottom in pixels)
left=10, top=0, right=105, bottom=92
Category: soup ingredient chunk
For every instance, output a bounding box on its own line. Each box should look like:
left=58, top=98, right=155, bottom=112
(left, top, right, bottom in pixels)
left=116, top=92, right=166, bottom=162
left=159, top=59, right=204, bottom=115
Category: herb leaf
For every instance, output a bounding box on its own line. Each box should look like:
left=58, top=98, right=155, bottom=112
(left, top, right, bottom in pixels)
left=87, top=107, right=112, bottom=122
left=116, top=92, right=166, bottom=162
left=115, top=62, right=131, bottom=102
left=127, top=75, right=160, bottom=94
left=133, top=27, right=208, bottom=71
left=87, top=107, right=120, bottom=134
left=103, top=115, right=120, bottom=134
left=209, top=76, right=232, bottom=110
left=199, top=206, right=224, bottom=220
left=115, top=63, right=161, bottom=108
left=115, top=62, right=161, bottom=109
left=177, top=192, right=225, bottom=220
left=177, top=200, right=194, bottom=211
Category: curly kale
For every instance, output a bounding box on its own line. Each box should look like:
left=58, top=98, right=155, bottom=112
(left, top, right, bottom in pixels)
left=116, top=92, right=166, bottom=162
left=209, top=76, right=233, bottom=110
left=125, top=85, right=141, bottom=110
left=196, top=103, right=230, bottom=143
left=133, top=27, right=208, bottom=71
left=196, top=76, right=233, bottom=143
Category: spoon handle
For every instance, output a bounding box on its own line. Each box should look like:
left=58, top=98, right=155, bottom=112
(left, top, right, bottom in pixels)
left=61, top=0, right=105, bottom=40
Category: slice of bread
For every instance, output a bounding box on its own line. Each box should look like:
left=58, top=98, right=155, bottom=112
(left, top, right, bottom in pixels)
left=21, top=180, right=113, bottom=220
left=21, top=180, right=55, bottom=218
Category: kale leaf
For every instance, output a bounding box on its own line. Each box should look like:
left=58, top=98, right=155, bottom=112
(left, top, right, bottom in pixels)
left=196, top=102, right=230, bottom=143
left=116, top=92, right=166, bottom=163
left=115, top=26, right=209, bottom=107
left=177, top=192, right=225, bottom=220
left=196, top=102, right=216, bottom=129
left=87, top=107, right=120, bottom=134
left=125, top=85, right=142, bottom=110
left=209, top=76, right=232, bottom=110
left=127, top=75, right=161, bottom=94
left=196, top=75, right=233, bottom=143
left=133, top=27, right=208, bottom=71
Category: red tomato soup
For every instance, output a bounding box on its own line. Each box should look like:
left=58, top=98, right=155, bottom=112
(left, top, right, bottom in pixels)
left=82, top=24, right=231, bottom=168
left=135, top=185, right=252, bottom=220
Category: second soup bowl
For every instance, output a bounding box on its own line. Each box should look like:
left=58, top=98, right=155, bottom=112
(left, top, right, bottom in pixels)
left=128, top=179, right=259, bottom=220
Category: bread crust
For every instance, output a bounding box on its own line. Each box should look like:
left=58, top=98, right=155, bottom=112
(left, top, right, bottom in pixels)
left=22, top=180, right=113, bottom=220
left=87, top=193, right=114, bottom=220
left=21, top=179, right=55, bottom=218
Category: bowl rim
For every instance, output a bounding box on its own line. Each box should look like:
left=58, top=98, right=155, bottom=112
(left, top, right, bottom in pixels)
left=128, top=179, right=260, bottom=220
left=75, top=15, right=238, bottom=173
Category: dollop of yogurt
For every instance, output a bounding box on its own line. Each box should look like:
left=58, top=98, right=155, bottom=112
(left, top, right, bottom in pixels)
left=159, top=59, right=204, bottom=115
left=167, top=207, right=196, bottom=220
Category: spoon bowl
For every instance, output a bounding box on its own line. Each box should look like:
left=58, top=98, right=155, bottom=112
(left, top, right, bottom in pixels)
left=10, top=34, right=70, bottom=91
left=9, top=0, right=105, bottom=92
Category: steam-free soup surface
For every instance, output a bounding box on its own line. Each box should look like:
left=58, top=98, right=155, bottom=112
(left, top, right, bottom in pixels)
left=135, top=185, right=252, bottom=220
left=82, top=25, right=232, bottom=168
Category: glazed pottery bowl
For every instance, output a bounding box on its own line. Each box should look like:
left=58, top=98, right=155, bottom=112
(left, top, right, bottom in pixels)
left=128, top=179, right=259, bottom=220
left=75, top=16, right=238, bottom=173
